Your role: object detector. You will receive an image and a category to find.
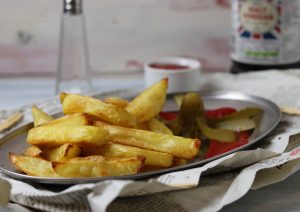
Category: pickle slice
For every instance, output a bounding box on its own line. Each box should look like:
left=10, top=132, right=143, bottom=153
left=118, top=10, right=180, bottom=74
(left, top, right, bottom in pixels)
left=214, top=118, right=256, bottom=132
left=197, top=118, right=237, bottom=143
left=179, top=92, right=204, bottom=125
left=212, top=108, right=263, bottom=123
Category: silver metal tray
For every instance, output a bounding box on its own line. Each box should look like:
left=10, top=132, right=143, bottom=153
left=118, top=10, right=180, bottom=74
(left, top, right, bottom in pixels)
left=0, top=90, right=281, bottom=185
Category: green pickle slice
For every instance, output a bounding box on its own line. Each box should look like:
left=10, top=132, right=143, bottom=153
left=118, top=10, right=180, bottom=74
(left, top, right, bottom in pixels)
left=214, top=118, right=256, bottom=132
left=197, top=118, right=237, bottom=143
left=212, top=108, right=263, bottom=123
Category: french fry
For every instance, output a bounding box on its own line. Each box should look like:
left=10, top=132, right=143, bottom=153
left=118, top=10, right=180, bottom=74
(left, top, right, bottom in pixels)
left=9, top=153, right=59, bottom=177
left=146, top=118, right=173, bottom=135
left=172, top=158, right=188, bottom=167
left=126, top=78, right=168, bottom=123
left=24, top=145, right=80, bottom=159
left=100, top=156, right=145, bottom=177
left=43, top=113, right=90, bottom=126
left=81, top=143, right=172, bottom=167
left=81, top=146, right=105, bottom=156
left=23, top=146, right=42, bottom=158
left=31, top=105, right=53, bottom=127
left=173, top=95, right=184, bottom=108
left=60, top=92, right=67, bottom=102
left=141, top=166, right=164, bottom=172
left=101, top=143, right=174, bottom=167
left=27, top=125, right=108, bottom=147
left=43, top=144, right=81, bottom=162
left=103, top=97, right=129, bottom=108
left=280, top=106, right=300, bottom=116
left=53, top=155, right=144, bottom=178
left=0, top=112, right=23, bottom=133
left=135, top=121, right=149, bottom=130
left=94, top=122, right=200, bottom=159
left=61, top=93, right=137, bottom=127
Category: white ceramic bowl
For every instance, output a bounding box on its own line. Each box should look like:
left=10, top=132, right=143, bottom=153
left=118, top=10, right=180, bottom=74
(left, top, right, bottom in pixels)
left=144, top=57, right=202, bottom=93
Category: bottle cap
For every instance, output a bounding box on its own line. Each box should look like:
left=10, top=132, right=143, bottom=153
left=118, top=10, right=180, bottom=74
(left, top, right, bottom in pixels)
left=64, top=0, right=82, bottom=15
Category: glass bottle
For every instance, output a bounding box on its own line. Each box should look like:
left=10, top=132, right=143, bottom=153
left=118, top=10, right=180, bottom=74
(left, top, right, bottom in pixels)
left=230, top=0, right=300, bottom=73
left=56, top=0, right=92, bottom=93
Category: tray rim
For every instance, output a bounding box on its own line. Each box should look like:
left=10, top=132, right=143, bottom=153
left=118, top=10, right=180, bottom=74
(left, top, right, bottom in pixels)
left=0, top=90, right=281, bottom=184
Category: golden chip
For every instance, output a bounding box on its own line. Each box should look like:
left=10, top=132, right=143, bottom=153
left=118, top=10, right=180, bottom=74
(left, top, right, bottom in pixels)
left=53, top=155, right=144, bottom=178
left=9, top=153, right=59, bottom=177
left=27, top=125, right=108, bottom=147
left=94, top=122, right=200, bottom=159
left=101, top=143, right=174, bottom=167
left=126, top=78, right=168, bottom=123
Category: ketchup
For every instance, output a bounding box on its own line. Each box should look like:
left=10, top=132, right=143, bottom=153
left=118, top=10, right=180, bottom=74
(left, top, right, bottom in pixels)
left=149, top=63, right=189, bottom=70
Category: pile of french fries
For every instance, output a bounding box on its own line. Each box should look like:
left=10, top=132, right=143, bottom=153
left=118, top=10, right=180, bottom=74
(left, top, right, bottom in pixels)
left=9, top=79, right=201, bottom=178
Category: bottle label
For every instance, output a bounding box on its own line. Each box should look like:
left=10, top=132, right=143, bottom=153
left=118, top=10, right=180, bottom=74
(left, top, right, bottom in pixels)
left=231, top=0, right=300, bottom=65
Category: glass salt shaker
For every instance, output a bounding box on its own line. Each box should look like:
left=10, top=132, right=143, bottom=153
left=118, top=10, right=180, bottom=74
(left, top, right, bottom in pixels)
left=56, top=0, right=92, bottom=94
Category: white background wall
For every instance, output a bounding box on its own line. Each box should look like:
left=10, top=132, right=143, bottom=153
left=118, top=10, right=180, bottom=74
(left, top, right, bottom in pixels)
left=0, top=0, right=231, bottom=76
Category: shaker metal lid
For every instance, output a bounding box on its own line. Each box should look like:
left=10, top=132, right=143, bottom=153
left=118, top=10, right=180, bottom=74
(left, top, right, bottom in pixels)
left=63, top=0, right=82, bottom=15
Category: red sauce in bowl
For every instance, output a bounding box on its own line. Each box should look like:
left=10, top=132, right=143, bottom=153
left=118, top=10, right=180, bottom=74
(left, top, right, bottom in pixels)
left=149, top=63, right=189, bottom=70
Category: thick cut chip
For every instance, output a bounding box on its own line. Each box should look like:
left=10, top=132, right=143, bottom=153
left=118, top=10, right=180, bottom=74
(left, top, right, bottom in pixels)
left=9, top=153, right=59, bottom=177
left=61, top=93, right=137, bottom=127
left=94, top=122, right=200, bottom=159
left=31, top=105, right=54, bottom=127
left=43, top=144, right=81, bottom=161
left=141, top=166, right=164, bottom=172
left=103, top=97, right=129, bottom=108
left=81, top=146, right=105, bottom=156
left=23, top=146, right=42, bottom=158
left=172, top=158, right=188, bottom=167
left=101, top=143, right=174, bottom=167
left=27, top=125, right=108, bottom=147
left=173, top=95, right=185, bottom=108
left=102, top=156, right=145, bottom=177
left=135, top=121, right=149, bottom=130
left=53, top=155, right=144, bottom=178
left=44, top=113, right=90, bottom=126
left=146, top=118, right=173, bottom=135
left=0, top=112, right=23, bottom=132
left=126, top=78, right=168, bottom=123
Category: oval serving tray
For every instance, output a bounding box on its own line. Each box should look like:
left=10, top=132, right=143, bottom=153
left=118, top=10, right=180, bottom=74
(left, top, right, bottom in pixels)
left=0, top=90, right=281, bottom=185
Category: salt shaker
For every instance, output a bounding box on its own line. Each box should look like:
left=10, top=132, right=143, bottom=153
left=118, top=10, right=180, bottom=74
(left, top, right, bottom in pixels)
left=56, top=0, right=92, bottom=94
